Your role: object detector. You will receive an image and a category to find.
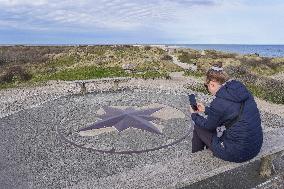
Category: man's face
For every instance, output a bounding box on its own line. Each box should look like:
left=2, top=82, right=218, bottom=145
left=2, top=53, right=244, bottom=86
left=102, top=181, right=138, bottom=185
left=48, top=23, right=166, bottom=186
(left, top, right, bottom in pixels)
left=204, top=80, right=221, bottom=95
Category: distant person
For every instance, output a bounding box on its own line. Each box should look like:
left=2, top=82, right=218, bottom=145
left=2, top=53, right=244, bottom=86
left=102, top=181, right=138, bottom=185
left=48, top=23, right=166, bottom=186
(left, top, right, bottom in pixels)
left=189, top=64, right=263, bottom=163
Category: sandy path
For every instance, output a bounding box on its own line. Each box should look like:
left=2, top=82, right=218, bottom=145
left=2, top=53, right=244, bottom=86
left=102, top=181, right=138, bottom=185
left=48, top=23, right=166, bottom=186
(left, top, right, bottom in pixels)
left=269, top=72, right=284, bottom=81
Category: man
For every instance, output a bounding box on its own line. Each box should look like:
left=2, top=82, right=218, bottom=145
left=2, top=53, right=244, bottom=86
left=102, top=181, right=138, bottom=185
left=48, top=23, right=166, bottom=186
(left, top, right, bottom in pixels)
left=190, top=65, right=263, bottom=163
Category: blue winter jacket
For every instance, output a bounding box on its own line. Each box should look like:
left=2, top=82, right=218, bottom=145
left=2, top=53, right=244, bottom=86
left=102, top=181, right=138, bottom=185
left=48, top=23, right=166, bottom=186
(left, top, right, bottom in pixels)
left=191, top=80, right=263, bottom=163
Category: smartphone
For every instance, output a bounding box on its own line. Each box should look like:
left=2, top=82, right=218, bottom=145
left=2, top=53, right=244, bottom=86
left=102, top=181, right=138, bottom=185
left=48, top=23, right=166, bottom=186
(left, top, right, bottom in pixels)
left=188, top=94, right=198, bottom=111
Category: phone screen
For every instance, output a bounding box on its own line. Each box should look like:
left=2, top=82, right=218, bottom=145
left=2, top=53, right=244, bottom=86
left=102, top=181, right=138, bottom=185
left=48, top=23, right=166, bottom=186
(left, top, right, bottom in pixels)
left=188, top=94, right=198, bottom=111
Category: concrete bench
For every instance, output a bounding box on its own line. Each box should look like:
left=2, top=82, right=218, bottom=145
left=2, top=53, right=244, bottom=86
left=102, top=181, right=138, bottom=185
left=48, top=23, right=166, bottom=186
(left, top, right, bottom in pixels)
left=69, top=77, right=131, bottom=95
left=69, top=127, right=284, bottom=188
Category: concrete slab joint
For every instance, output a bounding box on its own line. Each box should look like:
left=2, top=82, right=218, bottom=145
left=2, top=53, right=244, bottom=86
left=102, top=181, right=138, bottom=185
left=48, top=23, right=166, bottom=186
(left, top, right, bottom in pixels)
left=259, top=155, right=274, bottom=178
left=259, top=150, right=284, bottom=178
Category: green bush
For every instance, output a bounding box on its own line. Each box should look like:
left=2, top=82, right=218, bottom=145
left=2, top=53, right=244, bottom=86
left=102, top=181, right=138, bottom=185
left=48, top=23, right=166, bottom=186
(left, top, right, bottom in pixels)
left=203, top=50, right=237, bottom=59
left=178, top=52, right=199, bottom=64
left=226, top=65, right=284, bottom=104
left=0, top=82, right=17, bottom=90
left=246, top=83, right=284, bottom=104
left=161, top=55, right=173, bottom=61
left=144, top=46, right=152, bottom=50
left=48, top=55, right=77, bottom=67
left=94, top=47, right=107, bottom=56
left=238, top=57, right=284, bottom=76
left=183, top=70, right=205, bottom=78
left=135, top=61, right=161, bottom=72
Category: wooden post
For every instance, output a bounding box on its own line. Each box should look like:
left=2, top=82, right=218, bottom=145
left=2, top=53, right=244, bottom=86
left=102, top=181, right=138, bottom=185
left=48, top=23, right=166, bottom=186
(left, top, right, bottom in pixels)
left=79, top=82, right=87, bottom=95
left=112, top=80, right=119, bottom=91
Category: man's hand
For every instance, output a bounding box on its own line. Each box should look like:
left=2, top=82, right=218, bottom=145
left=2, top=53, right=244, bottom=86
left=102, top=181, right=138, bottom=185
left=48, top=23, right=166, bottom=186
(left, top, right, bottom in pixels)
left=197, top=103, right=205, bottom=113
left=189, top=103, right=205, bottom=114
left=189, top=105, right=196, bottom=114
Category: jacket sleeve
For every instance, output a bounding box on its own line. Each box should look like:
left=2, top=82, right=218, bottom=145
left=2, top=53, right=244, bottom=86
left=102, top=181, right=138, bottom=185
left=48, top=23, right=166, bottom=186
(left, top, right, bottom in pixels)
left=191, top=106, right=223, bottom=131
left=204, top=106, right=210, bottom=115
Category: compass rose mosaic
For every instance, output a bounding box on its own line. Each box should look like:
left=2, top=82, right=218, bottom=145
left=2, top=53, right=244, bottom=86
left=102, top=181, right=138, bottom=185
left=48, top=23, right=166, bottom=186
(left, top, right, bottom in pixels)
left=56, top=90, right=193, bottom=155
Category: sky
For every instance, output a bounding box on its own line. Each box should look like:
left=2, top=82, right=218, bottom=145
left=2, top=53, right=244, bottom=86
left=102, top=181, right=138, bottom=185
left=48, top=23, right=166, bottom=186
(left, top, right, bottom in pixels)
left=0, top=0, right=284, bottom=44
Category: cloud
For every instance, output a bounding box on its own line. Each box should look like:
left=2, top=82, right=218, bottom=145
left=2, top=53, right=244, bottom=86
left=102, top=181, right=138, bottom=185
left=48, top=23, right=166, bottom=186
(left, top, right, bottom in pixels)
left=175, top=0, right=217, bottom=6
left=160, top=0, right=284, bottom=44
left=0, top=0, right=48, bottom=6
left=0, top=0, right=283, bottom=44
left=0, top=0, right=219, bottom=31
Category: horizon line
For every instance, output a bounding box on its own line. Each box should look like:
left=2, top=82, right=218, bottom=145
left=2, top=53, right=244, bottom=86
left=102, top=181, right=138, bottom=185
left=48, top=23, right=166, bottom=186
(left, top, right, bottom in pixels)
left=0, top=43, right=284, bottom=46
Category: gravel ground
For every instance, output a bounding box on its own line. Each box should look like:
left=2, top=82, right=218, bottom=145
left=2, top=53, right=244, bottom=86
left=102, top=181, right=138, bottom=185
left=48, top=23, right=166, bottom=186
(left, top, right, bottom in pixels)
left=0, top=87, right=197, bottom=188
left=0, top=81, right=78, bottom=118
left=255, top=98, right=284, bottom=119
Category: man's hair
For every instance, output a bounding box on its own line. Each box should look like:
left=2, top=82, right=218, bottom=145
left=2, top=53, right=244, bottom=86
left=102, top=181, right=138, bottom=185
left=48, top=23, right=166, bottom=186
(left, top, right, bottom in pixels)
left=206, top=62, right=229, bottom=84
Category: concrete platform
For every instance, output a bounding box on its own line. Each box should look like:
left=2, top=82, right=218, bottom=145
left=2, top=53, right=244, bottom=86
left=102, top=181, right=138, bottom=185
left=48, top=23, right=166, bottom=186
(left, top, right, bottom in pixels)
left=0, top=87, right=283, bottom=189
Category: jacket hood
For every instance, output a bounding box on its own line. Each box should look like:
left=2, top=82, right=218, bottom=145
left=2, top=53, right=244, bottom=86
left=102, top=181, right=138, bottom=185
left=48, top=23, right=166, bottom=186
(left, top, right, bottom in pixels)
left=216, top=80, right=250, bottom=103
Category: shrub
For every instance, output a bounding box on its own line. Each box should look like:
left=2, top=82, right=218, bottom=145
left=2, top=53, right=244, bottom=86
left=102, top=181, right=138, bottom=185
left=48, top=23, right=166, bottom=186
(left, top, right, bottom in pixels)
left=226, top=65, right=284, bottom=104
left=178, top=51, right=200, bottom=63
left=48, top=55, right=76, bottom=67
left=161, top=55, right=173, bottom=61
left=124, top=45, right=132, bottom=48
left=238, top=57, right=284, bottom=75
left=0, top=66, right=32, bottom=83
left=0, top=56, right=8, bottom=66
left=183, top=70, right=205, bottom=78
left=225, top=65, right=248, bottom=77
left=246, top=81, right=284, bottom=104
left=0, top=46, right=72, bottom=65
left=144, top=46, right=152, bottom=51
left=204, top=50, right=237, bottom=59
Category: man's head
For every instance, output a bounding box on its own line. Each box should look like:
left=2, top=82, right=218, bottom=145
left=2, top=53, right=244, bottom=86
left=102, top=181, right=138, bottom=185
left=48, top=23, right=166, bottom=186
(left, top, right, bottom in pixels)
left=204, top=80, right=222, bottom=95
left=204, top=62, right=229, bottom=95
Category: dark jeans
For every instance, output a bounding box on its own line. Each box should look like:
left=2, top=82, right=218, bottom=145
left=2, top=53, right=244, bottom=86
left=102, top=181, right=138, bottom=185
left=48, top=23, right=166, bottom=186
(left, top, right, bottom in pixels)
left=192, top=125, right=214, bottom=153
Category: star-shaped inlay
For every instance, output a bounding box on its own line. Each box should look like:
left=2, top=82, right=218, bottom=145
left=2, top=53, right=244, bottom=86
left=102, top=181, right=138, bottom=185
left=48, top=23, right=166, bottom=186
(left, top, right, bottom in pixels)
left=79, top=106, right=164, bottom=135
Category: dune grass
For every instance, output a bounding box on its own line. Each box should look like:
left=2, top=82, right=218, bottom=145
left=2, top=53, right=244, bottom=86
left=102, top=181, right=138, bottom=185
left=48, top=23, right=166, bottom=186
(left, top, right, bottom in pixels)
left=0, top=65, right=172, bottom=90
left=38, top=66, right=128, bottom=81
left=1, top=46, right=284, bottom=105
left=246, top=83, right=284, bottom=104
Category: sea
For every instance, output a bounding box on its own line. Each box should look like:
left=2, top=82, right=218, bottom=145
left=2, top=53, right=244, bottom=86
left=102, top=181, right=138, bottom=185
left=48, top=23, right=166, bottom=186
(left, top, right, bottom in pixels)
left=2, top=44, right=284, bottom=58
left=172, top=44, right=284, bottom=58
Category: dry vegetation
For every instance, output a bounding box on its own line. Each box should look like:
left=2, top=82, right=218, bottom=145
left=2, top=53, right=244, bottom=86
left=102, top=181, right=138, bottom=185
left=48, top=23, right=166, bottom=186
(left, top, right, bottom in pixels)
left=0, top=45, right=283, bottom=104
left=0, top=45, right=182, bottom=89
